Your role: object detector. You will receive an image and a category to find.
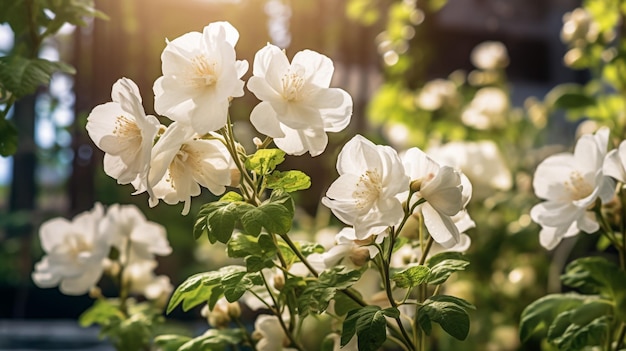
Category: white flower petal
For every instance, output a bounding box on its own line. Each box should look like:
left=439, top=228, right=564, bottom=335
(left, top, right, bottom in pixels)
left=421, top=203, right=460, bottom=248
left=250, top=101, right=286, bottom=138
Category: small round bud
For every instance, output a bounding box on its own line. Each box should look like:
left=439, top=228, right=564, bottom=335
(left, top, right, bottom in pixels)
left=253, top=137, right=263, bottom=148
left=273, top=271, right=285, bottom=290
left=410, top=178, right=423, bottom=192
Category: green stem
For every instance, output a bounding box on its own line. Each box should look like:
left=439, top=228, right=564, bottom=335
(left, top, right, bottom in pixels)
left=280, top=232, right=415, bottom=351
left=220, top=118, right=258, bottom=204
left=259, top=272, right=303, bottom=350
left=280, top=233, right=319, bottom=278
left=381, top=227, right=416, bottom=350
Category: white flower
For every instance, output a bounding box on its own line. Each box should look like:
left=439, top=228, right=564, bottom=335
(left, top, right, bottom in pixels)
left=123, top=259, right=172, bottom=301
left=416, top=79, right=459, bottom=111
left=100, top=203, right=171, bottom=263
left=402, top=147, right=467, bottom=248
left=603, top=140, right=626, bottom=183
left=561, top=8, right=599, bottom=44
left=253, top=315, right=297, bottom=351
left=153, top=21, right=248, bottom=134
left=470, top=41, right=509, bottom=70
left=321, top=135, right=409, bottom=239
left=461, top=87, right=509, bottom=130
left=530, top=127, right=615, bottom=249
left=148, top=122, right=233, bottom=215
left=32, top=203, right=110, bottom=295
left=86, top=78, right=160, bottom=195
left=427, top=140, right=512, bottom=198
left=247, top=43, right=352, bottom=156
left=201, top=297, right=241, bottom=328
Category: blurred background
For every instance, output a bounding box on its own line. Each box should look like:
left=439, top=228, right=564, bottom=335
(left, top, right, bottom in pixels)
left=0, top=0, right=598, bottom=350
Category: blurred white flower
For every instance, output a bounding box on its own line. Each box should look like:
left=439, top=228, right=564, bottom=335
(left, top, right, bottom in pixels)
left=461, top=87, right=509, bottom=130
left=561, top=8, right=599, bottom=45
left=322, top=135, right=409, bottom=239
left=123, top=259, right=172, bottom=301
left=32, top=204, right=110, bottom=295
left=401, top=147, right=467, bottom=248
left=86, top=78, right=161, bottom=196
left=427, top=140, right=512, bottom=198
left=470, top=41, right=509, bottom=70
left=100, top=203, right=171, bottom=263
left=604, top=140, right=626, bottom=183
left=247, top=43, right=352, bottom=156
left=253, top=315, right=297, bottom=351
left=200, top=297, right=241, bottom=328
left=154, top=21, right=248, bottom=134
left=530, top=127, right=615, bottom=249
left=416, top=78, right=459, bottom=111
left=148, top=122, right=233, bottom=215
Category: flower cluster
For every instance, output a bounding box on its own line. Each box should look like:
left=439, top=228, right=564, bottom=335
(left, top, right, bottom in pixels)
left=86, top=22, right=353, bottom=215
left=531, top=127, right=616, bottom=249
left=322, top=134, right=473, bottom=249
left=48, top=20, right=481, bottom=351
left=32, top=203, right=172, bottom=301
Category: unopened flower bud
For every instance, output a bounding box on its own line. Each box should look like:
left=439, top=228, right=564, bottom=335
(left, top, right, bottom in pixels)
left=410, top=178, right=423, bottom=192
left=273, top=271, right=285, bottom=290
left=253, top=137, right=263, bottom=148
left=202, top=299, right=240, bottom=329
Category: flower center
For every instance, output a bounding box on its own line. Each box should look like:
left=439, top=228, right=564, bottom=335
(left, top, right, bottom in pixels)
left=191, top=55, right=218, bottom=87
left=564, top=170, right=593, bottom=200
left=66, top=233, right=92, bottom=260
left=167, top=144, right=204, bottom=190
left=353, top=169, right=383, bottom=210
left=281, top=65, right=305, bottom=101
left=113, top=115, right=141, bottom=139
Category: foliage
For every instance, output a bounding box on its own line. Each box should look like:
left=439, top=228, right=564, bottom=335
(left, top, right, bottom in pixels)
left=0, top=0, right=106, bottom=156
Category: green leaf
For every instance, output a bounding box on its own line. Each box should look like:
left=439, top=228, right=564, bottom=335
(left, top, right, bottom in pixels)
left=195, top=201, right=247, bottom=243
left=240, top=190, right=294, bottom=236
left=245, top=148, right=285, bottom=175
left=392, top=265, right=431, bottom=288
left=519, top=293, right=588, bottom=342
left=341, top=306, right=398, bottom=351
left=154, top=335, right=193, bottom=351
left=227, top=233, right=277, bottom=258
left=417, top=295, right=473, bottom=340
left=0, top=56, right=75, bottom=98
left=561, top=257, right=626, bottom=294
left=426, top=252, right=470, bottom=285
left=167, top=266, right=246, bottom=314
left=545, top=84, right=596, bottom=110
left=298, top=266, right=362, bottom=316
left=333, top=291, right=364, bottom=316
left=220, top=191, right=243, bottom=202
left=79, top=299, right=124, bottom=328
left=176, top=329, right=243, bottom=351
left=266, top=170, right=311, bottom=192
left=547, top=306, right=612, bottom=351
left=0, top=118, right=18, bottom=156
left=222, top=270, right=261, bottom=302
